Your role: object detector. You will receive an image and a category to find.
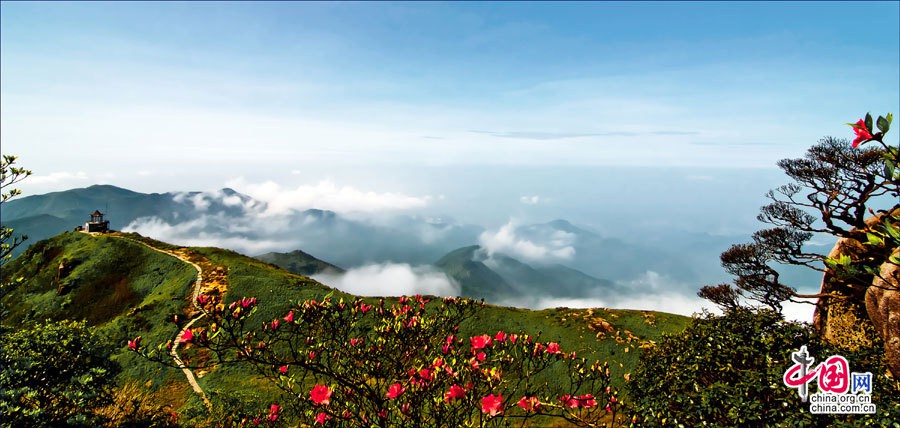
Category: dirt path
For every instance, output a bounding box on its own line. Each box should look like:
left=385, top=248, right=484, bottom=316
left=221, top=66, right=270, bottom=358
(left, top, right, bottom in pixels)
left=107, top=234, right=215, bottom=412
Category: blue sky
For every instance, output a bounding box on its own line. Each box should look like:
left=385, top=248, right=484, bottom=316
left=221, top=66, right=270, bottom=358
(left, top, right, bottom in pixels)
left=2, top=1, right=898, bottom=200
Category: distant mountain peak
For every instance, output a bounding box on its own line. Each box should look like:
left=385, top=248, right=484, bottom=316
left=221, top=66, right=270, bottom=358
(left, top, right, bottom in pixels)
left=255, top=248, right=344, bottom=276
left=545, top=219, right=580, bottom=233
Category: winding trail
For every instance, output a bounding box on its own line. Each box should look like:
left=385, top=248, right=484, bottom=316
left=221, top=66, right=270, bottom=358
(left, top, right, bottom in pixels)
left=108, top=233, right=215, bottom=412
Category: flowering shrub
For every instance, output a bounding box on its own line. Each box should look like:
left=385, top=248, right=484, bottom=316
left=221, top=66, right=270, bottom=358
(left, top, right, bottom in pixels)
left=133, top=294, right=623, bottom=426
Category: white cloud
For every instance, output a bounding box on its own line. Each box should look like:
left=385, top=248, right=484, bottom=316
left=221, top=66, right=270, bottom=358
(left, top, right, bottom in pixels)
left=535, top=297, right=608, bottom=309
left=122, top=215, right=295, bottom=255
left=496, top=292, right=704, bottom=318
left=604, top=271, right=709, bottom=316
left=313, top=264, right=459, bottom=297
left=520, top=195, right=541, bottom=205
left=225, top=178, right=430, bottom=215
left=617, top=271, right=670, bottom=292
left=190, top=193, right=211, bottom=211
left=612, top=293, right=707, bottom=317
left=781, top=301, right=816, bottom=324
left=171, top=192, right=212, bottom=211
left=27, top=171, right=88, bottom=185
left=479, top=221, right=575, bottom=263
left=220, top=194, right=244, bottom=207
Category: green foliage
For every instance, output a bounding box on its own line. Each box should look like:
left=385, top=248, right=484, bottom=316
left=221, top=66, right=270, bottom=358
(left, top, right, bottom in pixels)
left=0, top=155, right=32, bottom=227
left=628, top=308, right=900, bottom=427
left=1, top=154, right=32, bottom=323
left=1, top=232, right=201, bottom=410
left=139, top=294, right=625, bottom=427
left=876, top=114, right=891, bottom=134
left=0, top=319, right=119, bottom=427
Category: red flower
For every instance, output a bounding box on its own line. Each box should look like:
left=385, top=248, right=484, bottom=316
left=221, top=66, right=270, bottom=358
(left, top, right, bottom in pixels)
left=481, top=393, right=503, bottom=416
left=546, top=342, right=561, bottom=354
left=517, top=396, right=541, bottom=412
left=270, top=319, right=279, bottom=330
left=310, top=384, right=333, bottom=406
left=196, top=294, right=209, bottom=305
left=579, top=394, right=597, bottom=408
left=386, top=383, right=406, bottom=399
left=127, top=336, right=141, bottom=351
left=315, top=412, right=331, bottom=425
left=852, top=119, right=873, bottom=148
left=471, top=334, right=492, bottom=351
left=494, top=331, right=508, bottom=342
left=476, top=351, right=486, bottom=362
left=268, top=404, right=280, bottom=421
left=350, top=338, right=362, bottom=346
left=445, top=384, right=466, bottom=402
left=283, top=311, right=294, bottom=322
left=419, top=368, right=433, bottom=381
left=560, top=395, right=579, bottom=408
left=386, top=382, right=406, bottom=398
left=179, top=329, right=193, bottom=343
left=377, top=409, right=387, bottom=418
left=279, top=365, right=288, bottom=374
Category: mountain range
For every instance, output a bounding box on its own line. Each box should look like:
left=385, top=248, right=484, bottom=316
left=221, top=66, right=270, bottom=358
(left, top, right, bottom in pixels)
left=3, top=184, right=828, bottom=309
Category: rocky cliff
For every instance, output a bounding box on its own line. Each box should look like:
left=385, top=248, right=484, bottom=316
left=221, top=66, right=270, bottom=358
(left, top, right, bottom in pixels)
left=814, top=208, right=900, bottom=377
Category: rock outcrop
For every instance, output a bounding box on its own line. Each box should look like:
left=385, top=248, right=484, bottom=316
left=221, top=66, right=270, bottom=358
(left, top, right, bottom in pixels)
left=813, top=208, right=900, bottom=377
left=866, top=248, right=900, bottom=377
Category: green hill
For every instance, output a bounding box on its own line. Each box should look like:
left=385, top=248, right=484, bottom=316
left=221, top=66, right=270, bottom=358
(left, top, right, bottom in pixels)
left=2, top=232, right=690, bottom=423
left=254, top=249, right=344, bottom=276
left=434, top=245, right=620, bottom=300
left=434, top=245, right=518, bottom=300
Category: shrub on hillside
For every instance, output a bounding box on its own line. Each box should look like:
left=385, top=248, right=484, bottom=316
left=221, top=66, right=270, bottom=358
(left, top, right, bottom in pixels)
left=134, top=294, right=625, bottom=427
left=628, top=308, right=899, bottom=427
left=0, top=319, right=119, bottom=428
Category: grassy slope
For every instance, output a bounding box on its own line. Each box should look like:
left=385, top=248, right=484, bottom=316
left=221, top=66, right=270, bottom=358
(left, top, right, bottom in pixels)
left=2, top=231, right=199, bottom=407
left=3, top=232, right=691, bottom=418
